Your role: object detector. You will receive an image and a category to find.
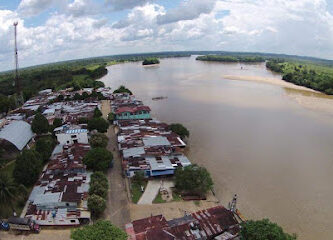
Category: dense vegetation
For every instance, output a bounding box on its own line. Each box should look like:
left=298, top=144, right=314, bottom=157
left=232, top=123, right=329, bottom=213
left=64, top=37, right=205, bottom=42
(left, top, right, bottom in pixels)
left=13, top=149, right=42, bottom=187
left=35, top=136, right=56, bottom=163
left=169, top=123, right=189, bottom=139
left=240, top=219, right=297, bottom=240
left=88, top=117, right=109, bottom=133
left=31, top=113, right=50, bottom=134
left=0, top=65, right=107, bottom=98
left=142, top=57, right=160, bottom=65
left=175, top=164, right=213, bottom=195
left=88, top=172, right=109, bottom=218
left=71, top=220, right=127, bottom=240
left=196, top=55, right=265, bottom=63
left=83, top=147, right=113, bottom=171
left=113, top=85, right=133, bottom=95
left=89, top=133, right=108, bottom=148
left=266, top=60, right=333, bottom=94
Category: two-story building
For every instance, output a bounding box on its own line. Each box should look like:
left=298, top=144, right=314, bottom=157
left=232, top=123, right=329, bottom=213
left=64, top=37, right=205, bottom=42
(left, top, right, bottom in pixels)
left=115, top=106, right=151, bottom=120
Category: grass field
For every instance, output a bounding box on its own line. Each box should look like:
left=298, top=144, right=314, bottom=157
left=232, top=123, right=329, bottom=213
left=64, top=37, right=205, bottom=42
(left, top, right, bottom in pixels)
left=131, top=181, right=147, bottom=204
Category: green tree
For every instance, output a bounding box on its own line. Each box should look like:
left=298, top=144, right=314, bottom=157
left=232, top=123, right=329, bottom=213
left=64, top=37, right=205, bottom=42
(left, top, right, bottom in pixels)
left=93, top=107, right=103, bottom=118
left=132, top=171, right=145, bottom=186
left=35, top=136, right=56, bottom=163
left=53, top=118, right=63, bottom=128
left=0, top=95, right=10, bottom=113
left=13, top=149, right=42, bottom=186
left=83, top=148, right=113, bottom=171
left=113, top=85, right=133, bottom=95
left=0, top=173, right=26, bottom=205
left=107, top=113, right=114, bottom=123
left=57, top=94, right=64, bottom=102
left=87, top=194, right=106, bottom=218
left=82, top=91, right=89, bottom=99
left=175, top=164, right=213, bottom=195
left=89, top=133, right=108, bottom=148
left=91, top=172, right=108, bottom=189
left=88, top=117, right=109, bottom=133
left=31, top=113, right=50, bottom=134
left=240, top=219, right=297, bottom=240
left=89, top=182, right=108, bottom=199
left=142, top=58, right=160, bottom=65
left=78, top=117, right=88, bottom=124
left=71, top=220, right=127, bottom=240
left=169, top=123, right=189, bottom=139
left=73, top=92, right=82, bottom=100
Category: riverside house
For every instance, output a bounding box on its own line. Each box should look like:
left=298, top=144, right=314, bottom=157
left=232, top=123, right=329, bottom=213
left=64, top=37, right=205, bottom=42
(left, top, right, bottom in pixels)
left=115, top=106, right=151, bottom=120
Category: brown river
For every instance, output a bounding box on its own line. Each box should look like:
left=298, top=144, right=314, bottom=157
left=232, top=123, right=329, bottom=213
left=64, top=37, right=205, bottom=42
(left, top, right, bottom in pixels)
left=100, top=56, right=333, bottom=240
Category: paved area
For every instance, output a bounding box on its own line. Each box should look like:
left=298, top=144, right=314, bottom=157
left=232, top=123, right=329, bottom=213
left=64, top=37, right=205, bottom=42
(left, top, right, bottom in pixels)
left=104, top=125, right=130, bottom=229
left=138, top=180, right=174, bottom=204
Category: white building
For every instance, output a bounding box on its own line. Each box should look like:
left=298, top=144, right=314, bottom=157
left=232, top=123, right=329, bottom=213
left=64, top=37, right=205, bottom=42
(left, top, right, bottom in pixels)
left=56, top=128, right=89, bottom=145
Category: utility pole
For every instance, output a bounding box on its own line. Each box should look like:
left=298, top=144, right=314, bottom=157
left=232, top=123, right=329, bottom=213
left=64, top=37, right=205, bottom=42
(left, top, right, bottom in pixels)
left=13, top=22, right=23, bottom=105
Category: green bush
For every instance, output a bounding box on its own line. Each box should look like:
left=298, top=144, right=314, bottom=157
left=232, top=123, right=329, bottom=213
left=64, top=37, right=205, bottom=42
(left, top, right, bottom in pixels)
left=83, top=148, right=113, bottom=171
left=71, top=220, right=127, bottom=240
left=88, top=194, right=106, bottom=218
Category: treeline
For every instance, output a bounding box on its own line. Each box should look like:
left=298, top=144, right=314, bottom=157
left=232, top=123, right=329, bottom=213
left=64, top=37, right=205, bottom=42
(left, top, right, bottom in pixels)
left=0, top=65, right=107, bottom=101
left=266, top=60, right=333, bottom=95
left=196, top=55, right=265, bottom=63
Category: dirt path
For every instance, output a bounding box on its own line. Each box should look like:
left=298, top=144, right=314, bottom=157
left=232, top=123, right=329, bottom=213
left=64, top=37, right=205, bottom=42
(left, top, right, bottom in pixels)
left=100, top=100, right=111, bottom=120
left=0, top=229, right=71, bottom=240
left=104, top=125, right=130, bottom=229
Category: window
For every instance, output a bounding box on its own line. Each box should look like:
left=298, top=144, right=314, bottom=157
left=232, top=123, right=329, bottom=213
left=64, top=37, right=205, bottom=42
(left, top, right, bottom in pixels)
left=70, top=220, right=76, bottom=223
left=71, top=135, right=77, bottom=138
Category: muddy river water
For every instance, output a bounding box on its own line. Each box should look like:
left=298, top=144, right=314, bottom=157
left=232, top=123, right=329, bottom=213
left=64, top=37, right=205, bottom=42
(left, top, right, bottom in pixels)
left=101, top=56, right=333, bottom=240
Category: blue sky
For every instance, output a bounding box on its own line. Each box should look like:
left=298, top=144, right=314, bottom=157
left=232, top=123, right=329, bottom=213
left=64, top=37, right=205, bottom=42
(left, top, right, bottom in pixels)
left=0, top=0, right=333, bottom=71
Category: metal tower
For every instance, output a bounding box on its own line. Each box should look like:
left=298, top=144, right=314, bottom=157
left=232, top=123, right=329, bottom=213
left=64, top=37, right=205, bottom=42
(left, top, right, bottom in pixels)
left=13, top=22, right=23, bottom=105
left=13, top=22, right=20, bottom=94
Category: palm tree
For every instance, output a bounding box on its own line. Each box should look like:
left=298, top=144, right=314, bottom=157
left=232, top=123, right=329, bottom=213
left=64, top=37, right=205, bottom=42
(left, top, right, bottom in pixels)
left=0, top=173, right=26, bottom=204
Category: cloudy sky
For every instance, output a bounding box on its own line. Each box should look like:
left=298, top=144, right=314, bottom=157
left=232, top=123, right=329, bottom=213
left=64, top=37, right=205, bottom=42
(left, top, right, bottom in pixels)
left=0, top=0, right=333, bottom=71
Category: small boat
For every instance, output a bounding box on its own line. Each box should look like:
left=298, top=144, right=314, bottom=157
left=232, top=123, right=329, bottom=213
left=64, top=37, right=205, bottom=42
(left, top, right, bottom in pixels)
left=152, top=96, right=168, bottom=101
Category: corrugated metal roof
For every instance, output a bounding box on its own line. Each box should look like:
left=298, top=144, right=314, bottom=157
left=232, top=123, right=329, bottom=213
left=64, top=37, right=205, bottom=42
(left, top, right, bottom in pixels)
left=123, top=147, right=145, bottom=158
left=143, top=136, right=170, bottom=147
left=0, top=120, right=34, bottom=150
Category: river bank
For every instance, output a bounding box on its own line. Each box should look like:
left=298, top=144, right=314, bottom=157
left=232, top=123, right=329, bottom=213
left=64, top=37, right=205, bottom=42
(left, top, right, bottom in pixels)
left=223, top=75, right=333, bottom=116
left=100, top=57, right=333, bottom=240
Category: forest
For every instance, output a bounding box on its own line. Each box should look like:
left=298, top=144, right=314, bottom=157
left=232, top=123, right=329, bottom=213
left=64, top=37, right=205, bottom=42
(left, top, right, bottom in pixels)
left=266, top=60, right=333, bottom=95
left=196, top=55, right=265, bottom=63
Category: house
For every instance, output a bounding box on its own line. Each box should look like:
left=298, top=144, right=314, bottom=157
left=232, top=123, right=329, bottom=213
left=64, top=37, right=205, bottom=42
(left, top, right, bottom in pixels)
left=125, top=206, right=240, bottom=240
left=26, top=144, right=91, bottom=226
left=54, top=125, right=89, bottom=145
left=115, top=106, right=151, bottom=120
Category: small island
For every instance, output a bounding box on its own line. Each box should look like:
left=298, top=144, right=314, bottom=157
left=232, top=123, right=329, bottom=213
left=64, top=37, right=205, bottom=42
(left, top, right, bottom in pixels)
left=196, top=55, right=265, bottom=63
left=142, top=57, right=160, bottom=65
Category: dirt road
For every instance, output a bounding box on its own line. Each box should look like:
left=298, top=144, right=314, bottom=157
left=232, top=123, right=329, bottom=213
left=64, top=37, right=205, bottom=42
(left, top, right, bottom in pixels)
left=104, top=125, right=130, bottom=229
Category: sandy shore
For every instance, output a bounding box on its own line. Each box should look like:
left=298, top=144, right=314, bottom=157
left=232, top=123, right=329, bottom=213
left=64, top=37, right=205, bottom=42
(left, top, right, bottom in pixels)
left=223, top=75, right=318, bottom=93
left=224, top=75, right=333, bottom=116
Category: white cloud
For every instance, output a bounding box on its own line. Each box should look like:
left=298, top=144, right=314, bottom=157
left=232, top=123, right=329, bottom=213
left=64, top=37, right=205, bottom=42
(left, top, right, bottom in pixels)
left=156, top=0, right=216, bottom=25
left=17, top=0, right=56, bottom=17
left=107, top=0, right=151, bottom=11
left=1, top=0, right=333, bottom=71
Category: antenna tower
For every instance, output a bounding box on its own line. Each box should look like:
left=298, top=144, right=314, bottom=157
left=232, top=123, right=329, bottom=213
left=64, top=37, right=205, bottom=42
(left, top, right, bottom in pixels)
left=13, top=22, right=23, bottom=104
